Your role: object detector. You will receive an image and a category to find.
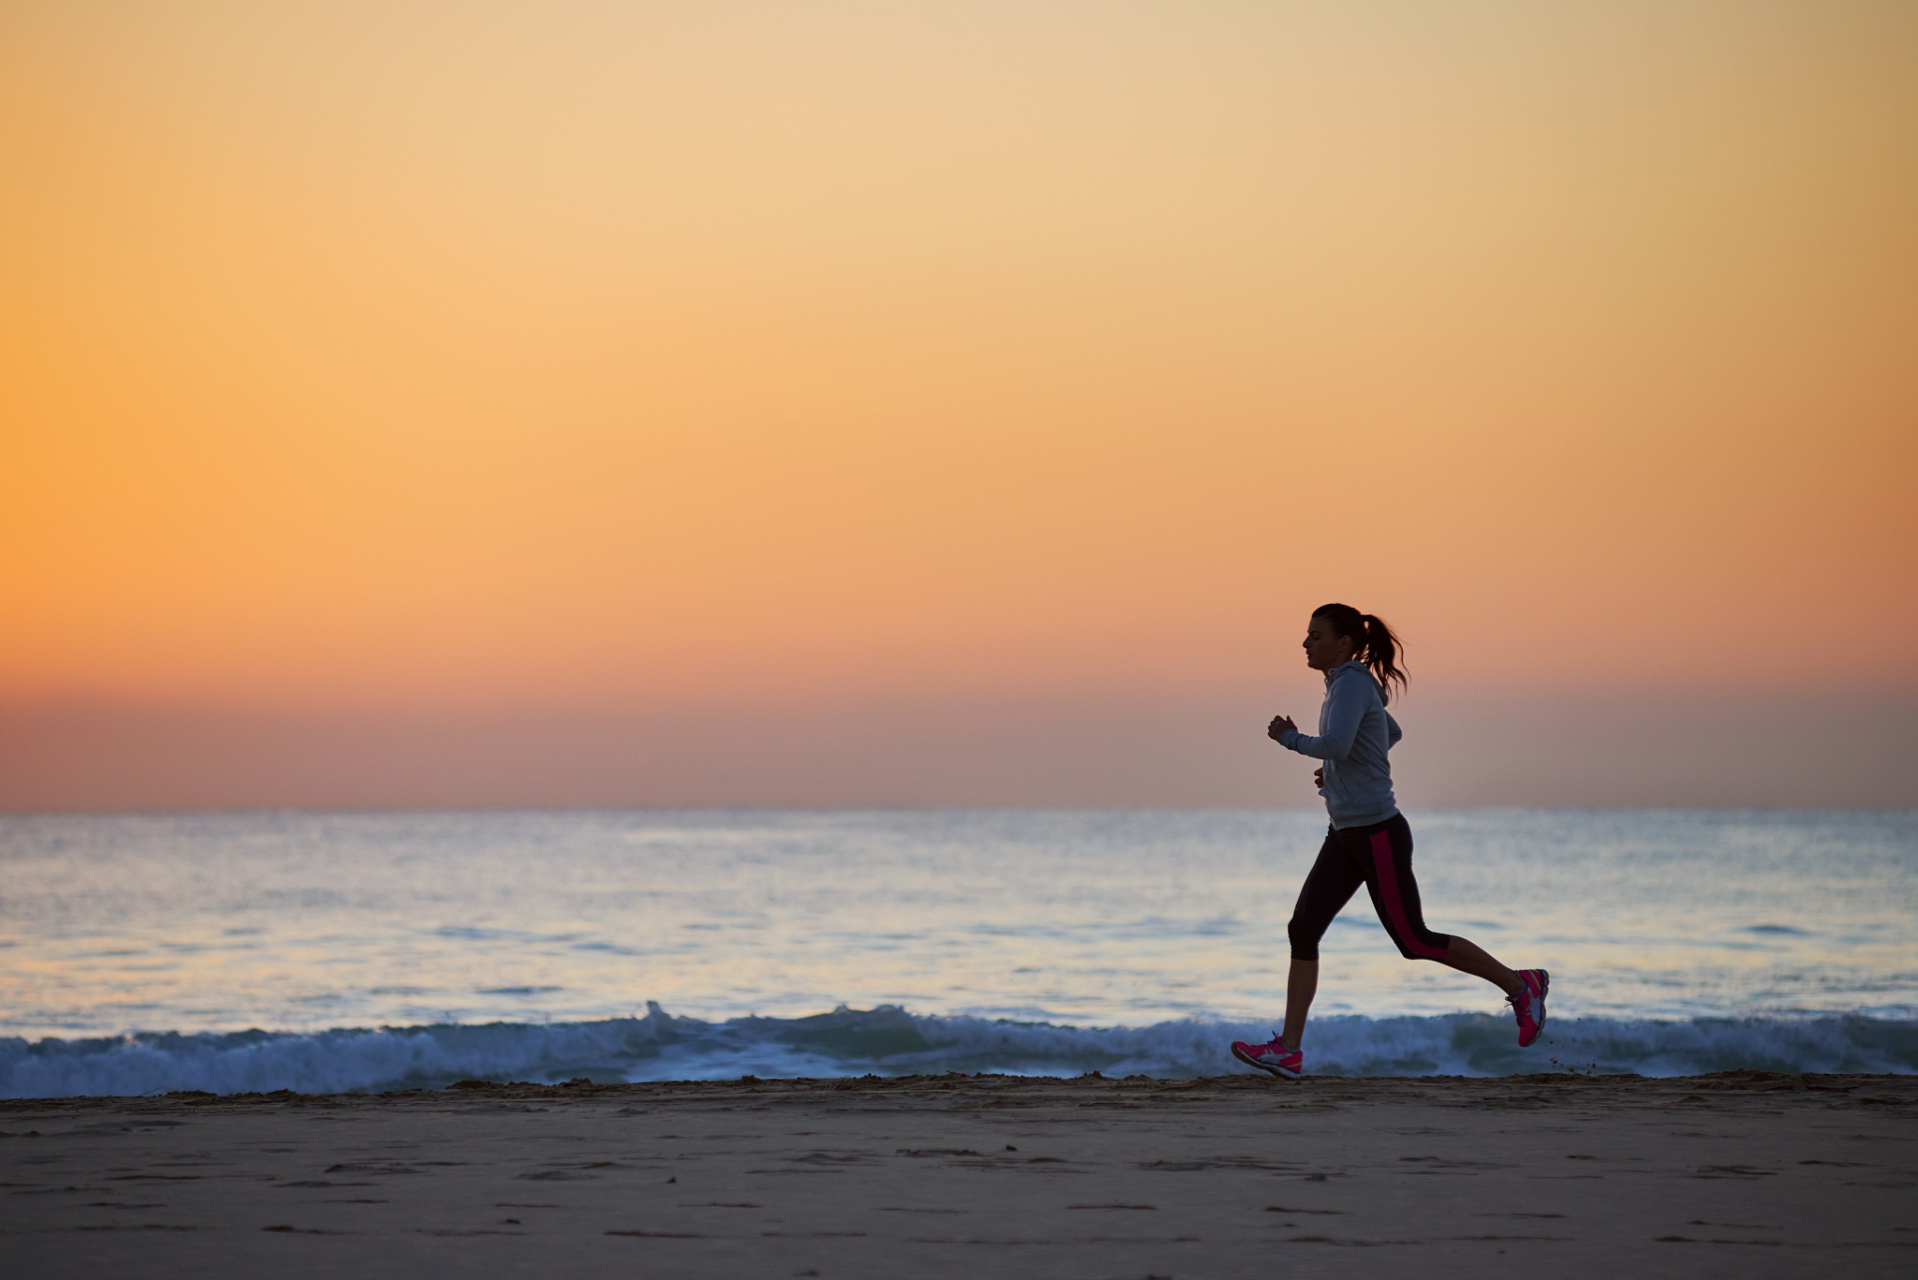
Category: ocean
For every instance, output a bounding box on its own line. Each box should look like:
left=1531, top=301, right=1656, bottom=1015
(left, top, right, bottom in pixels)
left=2, top=808, right=1913, bottom=1097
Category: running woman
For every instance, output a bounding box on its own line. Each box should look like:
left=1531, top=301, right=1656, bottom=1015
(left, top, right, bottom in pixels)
left=1230, top=604, right=1548, bottom=1079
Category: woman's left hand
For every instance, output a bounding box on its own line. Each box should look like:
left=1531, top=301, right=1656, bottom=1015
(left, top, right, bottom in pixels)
left=1268, top=714, right=1296, bottom=742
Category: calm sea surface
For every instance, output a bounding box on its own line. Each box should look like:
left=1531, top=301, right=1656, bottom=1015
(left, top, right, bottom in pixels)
left=2, top=809, right=1913, bottom=1094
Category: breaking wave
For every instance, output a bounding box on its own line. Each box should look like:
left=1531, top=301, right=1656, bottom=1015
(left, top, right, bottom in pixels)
left=4, top=1004, right=1914, bottom=1098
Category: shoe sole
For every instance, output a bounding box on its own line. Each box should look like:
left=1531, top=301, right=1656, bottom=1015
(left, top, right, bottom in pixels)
left=1231, top=1042, right=1301, bottom=1080
left=1518, top=970, right=1550, bottom=1048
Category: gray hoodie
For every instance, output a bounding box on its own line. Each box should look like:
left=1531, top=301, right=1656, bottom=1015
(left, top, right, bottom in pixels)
left=1277, top=660, right=1402, bottom=828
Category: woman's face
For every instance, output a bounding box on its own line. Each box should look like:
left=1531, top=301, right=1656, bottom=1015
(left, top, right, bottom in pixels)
left=1302, top=615, right=1356, bottom=672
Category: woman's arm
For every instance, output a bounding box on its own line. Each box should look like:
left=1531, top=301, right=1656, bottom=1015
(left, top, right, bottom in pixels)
left=1268, top=675, right=1364, bottom=761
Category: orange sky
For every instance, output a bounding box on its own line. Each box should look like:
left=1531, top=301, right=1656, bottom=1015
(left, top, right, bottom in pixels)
left=4, top=0, right=1915, bottom=722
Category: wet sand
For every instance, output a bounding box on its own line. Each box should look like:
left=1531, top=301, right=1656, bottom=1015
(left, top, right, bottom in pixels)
left=5, top=1070, right=1914, bottom=1278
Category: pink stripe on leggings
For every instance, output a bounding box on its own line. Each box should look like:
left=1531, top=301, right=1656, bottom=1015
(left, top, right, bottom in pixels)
left=1371, top=829, right=1448, bottom=959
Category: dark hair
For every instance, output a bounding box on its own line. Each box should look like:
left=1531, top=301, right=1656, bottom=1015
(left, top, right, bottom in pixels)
left=1312, top=603, right=1408, bottom=703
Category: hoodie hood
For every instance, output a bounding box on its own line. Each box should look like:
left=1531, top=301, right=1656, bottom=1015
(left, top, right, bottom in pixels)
left=1325, top=660, right=1387, bottom=706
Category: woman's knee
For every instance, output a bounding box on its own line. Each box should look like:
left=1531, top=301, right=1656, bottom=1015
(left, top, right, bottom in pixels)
left=1286, top=915, right=1322, bottom=961
left=1391, top=930, right=1452, bottom=963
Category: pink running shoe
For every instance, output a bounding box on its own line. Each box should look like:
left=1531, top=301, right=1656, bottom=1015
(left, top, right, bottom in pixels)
left=1231, top=1035, right=1302, bottom=1079
left=1509, top=969, right=1549, bottom=1047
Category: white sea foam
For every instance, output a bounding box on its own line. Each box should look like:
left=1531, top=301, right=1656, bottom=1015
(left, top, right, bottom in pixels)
left=4, top=1003, right=1912, bottom=1098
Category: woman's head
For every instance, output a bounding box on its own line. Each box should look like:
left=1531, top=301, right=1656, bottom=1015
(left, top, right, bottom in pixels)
left=1303, top=603, right=1408, bottom=701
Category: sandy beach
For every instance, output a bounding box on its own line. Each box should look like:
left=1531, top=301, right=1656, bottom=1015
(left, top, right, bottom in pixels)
left=4, top=1069, right=1913, bottom=1278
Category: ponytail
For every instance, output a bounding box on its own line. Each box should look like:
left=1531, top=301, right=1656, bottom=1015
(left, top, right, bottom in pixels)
left=1311, top=602, right=1408, bottom=704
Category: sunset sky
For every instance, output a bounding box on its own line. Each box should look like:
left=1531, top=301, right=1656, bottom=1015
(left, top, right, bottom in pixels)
left=3, top=1, right=1913, bottom=809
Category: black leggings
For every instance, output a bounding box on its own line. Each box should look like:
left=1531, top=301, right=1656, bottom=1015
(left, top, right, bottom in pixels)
left=1287, top=814, right=1453, bottom=962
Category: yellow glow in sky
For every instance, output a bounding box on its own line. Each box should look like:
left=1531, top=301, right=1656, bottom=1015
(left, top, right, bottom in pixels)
left=3, top=1, right=1914, bottom=714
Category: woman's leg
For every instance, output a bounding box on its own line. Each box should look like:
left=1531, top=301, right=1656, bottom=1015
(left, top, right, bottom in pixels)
left=1440, top=936, right=1521, bottom=996
left=1358, top=815, right=1521, bottom=995
left=1345, top=815, right=1548, bottom=1045
left=1281, top=829, right=1366, bottom=1049
left=1280, top=958, right=1318, bottom=1050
